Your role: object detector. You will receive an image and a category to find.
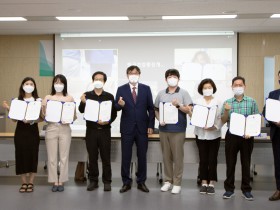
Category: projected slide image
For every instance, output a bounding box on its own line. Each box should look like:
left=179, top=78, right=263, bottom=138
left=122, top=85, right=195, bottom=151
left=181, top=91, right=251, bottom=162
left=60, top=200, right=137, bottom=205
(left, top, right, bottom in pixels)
left=175, top=48, right=232, bottom=81
left=175, top=48, right=233, bottom=101
left=63, top=49, right=118, bottom=79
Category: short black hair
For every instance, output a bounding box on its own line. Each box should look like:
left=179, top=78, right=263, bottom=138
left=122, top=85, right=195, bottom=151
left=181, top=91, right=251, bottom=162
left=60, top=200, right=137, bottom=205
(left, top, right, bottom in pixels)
left=18, top=77, right=39, bottom=100
left=232, top=76, right=245, bottom=85
left=197, top=78, right=217, bottom=95
left=127, top=65, right=141, bottom=74
left=165, top=69, right=180, bottom=79
left=92, top=71, right=107, bottom=83
left=51, top=74, right=68, bottom=96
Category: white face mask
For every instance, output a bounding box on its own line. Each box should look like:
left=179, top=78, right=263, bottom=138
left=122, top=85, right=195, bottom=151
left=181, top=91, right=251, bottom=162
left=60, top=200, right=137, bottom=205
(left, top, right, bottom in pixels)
left=93, top=80, right=104, bottom=89
left=167, top=77, right=178, bottom=87
left=23, top=85, right=34, bottom=94
left=233, top=87, right=244, bottom=96
left=202, top=88, right=213, bottom=96
left=54, top=84, right=64, bottom=93
left=128, top=75, right=139, bottom=84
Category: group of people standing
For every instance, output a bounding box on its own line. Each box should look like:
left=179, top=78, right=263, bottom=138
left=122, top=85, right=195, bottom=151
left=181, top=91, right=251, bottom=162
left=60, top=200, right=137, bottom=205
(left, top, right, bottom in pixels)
left=1, top=66, right=280, bottom=202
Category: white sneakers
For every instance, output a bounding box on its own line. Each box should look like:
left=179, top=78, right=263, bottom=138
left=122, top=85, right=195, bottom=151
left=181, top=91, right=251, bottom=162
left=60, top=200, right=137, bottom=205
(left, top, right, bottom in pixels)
left=171, top=186, right=181, bottom=194
left=161, top=182, right=172, bottom=192
left=161, top=182, right=181, bottom=194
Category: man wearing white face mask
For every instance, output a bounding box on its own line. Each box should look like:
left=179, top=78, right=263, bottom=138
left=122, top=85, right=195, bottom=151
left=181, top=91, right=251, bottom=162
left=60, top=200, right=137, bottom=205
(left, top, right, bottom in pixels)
left=115, top=65, right=155, bottom=193
left=79, top=71, right=117, bottom=192
left=154, top=69, right=192, bottom=194
left=262, top=70, right=280, bottom=201
left=221, top=76, right=259, bottom=201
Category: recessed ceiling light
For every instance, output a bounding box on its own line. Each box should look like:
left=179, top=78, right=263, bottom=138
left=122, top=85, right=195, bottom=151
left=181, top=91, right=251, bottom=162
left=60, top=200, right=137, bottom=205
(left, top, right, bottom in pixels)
left=56, top=16, right=129, bottom=20
left=271, top=14, right=280, bottom=18
left=60, top=31, right=235, bottom=38
left=0, top=17, right=27, bottom=21
left=162, top=15, right=237, bottom=20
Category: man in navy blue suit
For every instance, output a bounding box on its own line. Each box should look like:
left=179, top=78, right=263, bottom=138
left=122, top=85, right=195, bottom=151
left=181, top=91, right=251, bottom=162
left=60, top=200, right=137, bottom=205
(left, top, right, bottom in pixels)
left=263, top=70, right=280, bottom=201
left=115, top=65, right=155, bottom=193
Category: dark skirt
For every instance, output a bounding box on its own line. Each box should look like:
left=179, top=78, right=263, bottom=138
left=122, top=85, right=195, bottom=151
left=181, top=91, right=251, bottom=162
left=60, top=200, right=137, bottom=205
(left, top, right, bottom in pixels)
left=14, top=121, right=40, bottom=175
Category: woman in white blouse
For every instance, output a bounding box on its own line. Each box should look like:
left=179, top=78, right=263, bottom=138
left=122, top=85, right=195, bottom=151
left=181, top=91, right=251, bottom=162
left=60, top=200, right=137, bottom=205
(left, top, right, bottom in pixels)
left=191, top=78, right=222, bottom=195
left=42, top=74, right=76, bottom=192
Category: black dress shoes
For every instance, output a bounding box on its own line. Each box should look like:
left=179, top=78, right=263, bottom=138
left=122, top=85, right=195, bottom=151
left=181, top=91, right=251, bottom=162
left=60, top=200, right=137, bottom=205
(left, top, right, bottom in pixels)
left=119, top=184, right=131, bottom=193
left=137, top=183, right=149, bottom=193
left=87, top=181, right=98, bottom=191
left=269, top=190, right=280, bottom=201
left=104, top=184, right=111, bottom=191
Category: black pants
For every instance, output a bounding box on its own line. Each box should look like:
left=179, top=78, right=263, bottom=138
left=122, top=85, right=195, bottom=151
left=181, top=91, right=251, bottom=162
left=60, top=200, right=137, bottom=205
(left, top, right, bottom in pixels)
left=272, top=128, right=280, bottom=190
left=224, top=131, right=254, bottom=192
left=85, top=128, right=111, bottom=184
left=196, top=137, right=220, bottom=182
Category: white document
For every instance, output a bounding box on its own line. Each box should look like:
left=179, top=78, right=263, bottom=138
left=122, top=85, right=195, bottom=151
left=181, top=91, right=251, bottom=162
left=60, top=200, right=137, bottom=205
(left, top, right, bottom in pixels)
left=229, top=113, right=261, bottom=137
left=84, top=100, right=112, bottom=122
left=8, top=99, right=28, bottom=121
left=191, top=104, right=217, bottom=128
left=206, top=106, right=218, bottom=128
left=84, top=100, right=100, bottom=122
left=159, top=102, right=178, bottom=124
left=45, top=100, right=63, bottom=123
left=99, top=101, right=112, bottom=122
left=25, top=101, right=41, bottom=121
left=245, top=114, right=262, bottom=136
left=61, top=102, right=76, bottom=124
left=265, top=98, right=280, bottom=122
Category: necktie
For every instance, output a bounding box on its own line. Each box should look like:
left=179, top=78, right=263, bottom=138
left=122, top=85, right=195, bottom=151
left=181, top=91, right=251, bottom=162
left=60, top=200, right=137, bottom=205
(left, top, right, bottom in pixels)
left=132, top=87, right=137, bottom=104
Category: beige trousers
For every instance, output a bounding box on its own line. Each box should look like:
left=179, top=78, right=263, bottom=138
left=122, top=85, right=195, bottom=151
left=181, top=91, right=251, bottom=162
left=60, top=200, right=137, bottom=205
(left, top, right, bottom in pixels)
left=45, top=123, right=72, bottom=183
left=159, top=131, right=185, bottom=186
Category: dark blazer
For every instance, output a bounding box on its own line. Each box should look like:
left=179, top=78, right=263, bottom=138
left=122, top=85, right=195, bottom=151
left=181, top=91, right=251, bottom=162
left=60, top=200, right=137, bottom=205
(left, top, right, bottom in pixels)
left=115, top=83, right=155, bottom=135
left=263, top=89, right=280, bottom=139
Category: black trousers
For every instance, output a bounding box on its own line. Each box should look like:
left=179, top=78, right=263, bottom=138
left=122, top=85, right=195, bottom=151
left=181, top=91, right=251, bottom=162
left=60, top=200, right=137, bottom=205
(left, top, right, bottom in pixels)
left=272, top=128, right=280, bottom=190
left=196, top=137, right=220, bottom=182
left=224, top=131, right=254, bottom=192
left=85, top=128, right=111, bottom=184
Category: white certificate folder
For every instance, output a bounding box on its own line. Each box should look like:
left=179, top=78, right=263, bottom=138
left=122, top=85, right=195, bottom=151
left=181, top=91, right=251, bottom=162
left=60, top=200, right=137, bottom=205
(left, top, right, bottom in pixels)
left=265, top=98, right=280, bottom=122
left=45, top=100, right=76, bottom=123
left=8, top=99, right=41, bottom=121
left=190, top=104, right=217, bottom=128
left=229, top=113, right=261, bottom=137
left=159, top=102, right=178, bottom=124
left=84, top=100, right=112, bottom=122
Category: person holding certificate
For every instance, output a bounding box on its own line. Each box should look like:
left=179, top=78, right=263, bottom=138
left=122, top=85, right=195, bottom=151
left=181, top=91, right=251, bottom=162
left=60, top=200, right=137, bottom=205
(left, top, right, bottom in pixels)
left=78, top=71, right=117, bottom=192
left=42, top=74, right=76, bottom=192
left=115, top=65, right=155, bottom=193
left=2, top=77, right=42, bottom=193
left=221, top=76, right=259, bottom=201
left=154, top=69, right=192, bottom=194
left=190, top=78, right=222, bottom=195
left=262, top=70, right=280, bottom=201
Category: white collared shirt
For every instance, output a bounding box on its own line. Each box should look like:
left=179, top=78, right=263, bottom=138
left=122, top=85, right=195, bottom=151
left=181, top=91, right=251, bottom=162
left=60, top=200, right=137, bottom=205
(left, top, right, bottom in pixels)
left=193, top=97, right=222, bottom=140
left=129, top=83, right=138, bottom=95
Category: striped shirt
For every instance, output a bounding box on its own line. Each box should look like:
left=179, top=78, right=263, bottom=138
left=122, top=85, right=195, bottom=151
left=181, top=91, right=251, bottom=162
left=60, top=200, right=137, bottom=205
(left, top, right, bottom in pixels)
left=221, top=95, right=259, bottom=125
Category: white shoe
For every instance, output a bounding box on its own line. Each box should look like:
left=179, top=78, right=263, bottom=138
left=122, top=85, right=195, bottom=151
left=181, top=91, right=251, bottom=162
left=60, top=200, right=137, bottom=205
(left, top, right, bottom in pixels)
left=161, top=182, right=172, bottom=192
left=171, top=185, right=181, bottom=194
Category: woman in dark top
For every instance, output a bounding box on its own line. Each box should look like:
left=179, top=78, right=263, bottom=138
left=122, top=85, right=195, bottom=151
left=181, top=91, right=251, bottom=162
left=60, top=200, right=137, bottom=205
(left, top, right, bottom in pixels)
left=2, top=77, right=42, bottom=193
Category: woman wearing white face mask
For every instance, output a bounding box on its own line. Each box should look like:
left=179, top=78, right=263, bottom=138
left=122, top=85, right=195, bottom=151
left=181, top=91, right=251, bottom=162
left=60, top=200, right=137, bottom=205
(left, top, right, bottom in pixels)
left=42, top=74, right=76, bottom=192
left=2, top=77, right=42, bottom=193
left=190, top=78, right=222, bottom=195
